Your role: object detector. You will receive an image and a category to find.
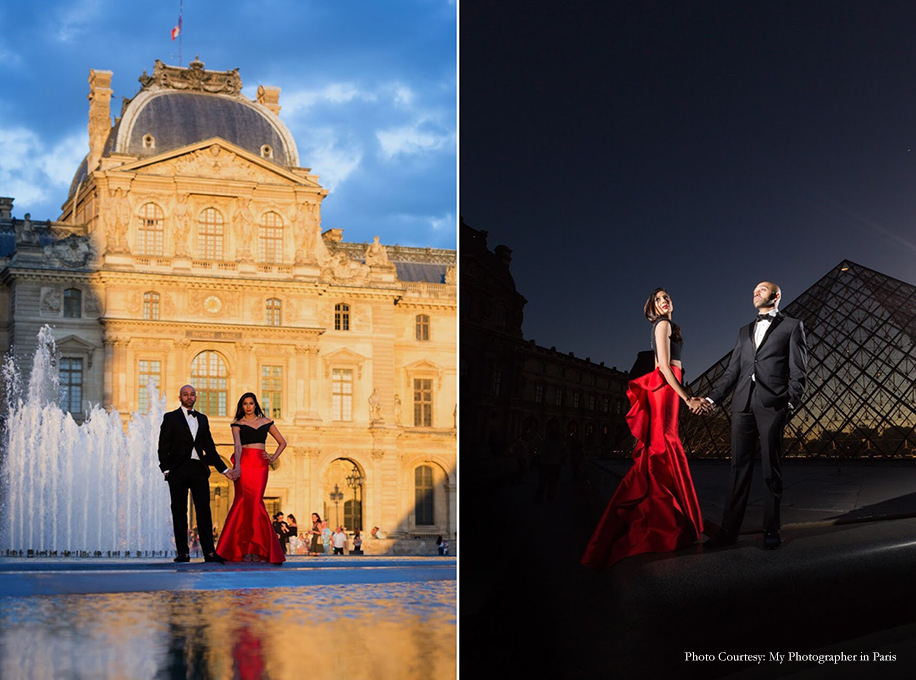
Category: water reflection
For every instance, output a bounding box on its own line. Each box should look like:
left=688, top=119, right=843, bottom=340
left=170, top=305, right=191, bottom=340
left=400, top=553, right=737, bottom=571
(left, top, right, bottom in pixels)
left=0, top=581, right=456, bottom=679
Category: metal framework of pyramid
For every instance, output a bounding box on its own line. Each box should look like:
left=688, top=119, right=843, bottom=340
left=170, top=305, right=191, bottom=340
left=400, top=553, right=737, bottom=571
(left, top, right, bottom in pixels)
left=681, top=260, right=916, bottom=459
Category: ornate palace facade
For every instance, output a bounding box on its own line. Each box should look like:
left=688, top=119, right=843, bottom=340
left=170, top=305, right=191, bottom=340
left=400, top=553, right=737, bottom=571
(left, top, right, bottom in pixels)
left=0, top=59, right=456, bottom=547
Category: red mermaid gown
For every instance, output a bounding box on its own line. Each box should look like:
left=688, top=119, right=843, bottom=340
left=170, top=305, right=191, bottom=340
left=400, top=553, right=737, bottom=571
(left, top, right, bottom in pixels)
left=581, top=366, right=703, bottom=568
left=216, top=423, right=286, bottom=564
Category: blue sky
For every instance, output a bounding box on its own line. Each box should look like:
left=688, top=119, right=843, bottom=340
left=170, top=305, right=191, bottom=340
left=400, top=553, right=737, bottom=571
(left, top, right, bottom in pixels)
left=0, top=0, right=456, bottom=250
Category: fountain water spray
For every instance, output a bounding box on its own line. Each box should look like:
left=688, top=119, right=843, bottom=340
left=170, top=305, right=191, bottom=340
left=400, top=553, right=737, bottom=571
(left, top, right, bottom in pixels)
left=1, top=326, right=174, bottom=556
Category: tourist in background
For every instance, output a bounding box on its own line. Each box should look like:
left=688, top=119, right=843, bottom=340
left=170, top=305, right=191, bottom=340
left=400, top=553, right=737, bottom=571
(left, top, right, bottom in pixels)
left=352, top=529, right=363, bottom=554
left=286, top=514, right=299, bottom=545
left=309, top=513, right=322, bottom=555
left=321, top=520, right=332, bottom=555
left=272, top=512, right=290, bottom=554
left=332, top=526, right=348, bottom=555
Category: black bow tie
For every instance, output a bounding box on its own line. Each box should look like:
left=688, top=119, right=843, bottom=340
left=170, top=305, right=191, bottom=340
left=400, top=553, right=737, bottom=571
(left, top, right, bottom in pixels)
left=756, top=314, right=774, bottom=323
left=186, top=410, right=197, bottom=419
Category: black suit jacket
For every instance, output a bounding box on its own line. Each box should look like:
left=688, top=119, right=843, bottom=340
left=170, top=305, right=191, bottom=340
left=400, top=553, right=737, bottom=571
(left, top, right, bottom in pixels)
left=708, top=313, right=808, bottom=412
left=158, top=408, right=228, bottom=480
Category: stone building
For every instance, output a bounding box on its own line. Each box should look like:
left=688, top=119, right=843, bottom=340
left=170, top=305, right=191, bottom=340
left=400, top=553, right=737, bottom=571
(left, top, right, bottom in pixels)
left=0, top=59, right=457, bottom=549
left=460, top=219, right=629, bottom=459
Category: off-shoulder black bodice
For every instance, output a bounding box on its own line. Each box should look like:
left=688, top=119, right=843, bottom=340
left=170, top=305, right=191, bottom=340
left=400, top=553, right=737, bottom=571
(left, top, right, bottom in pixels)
left=650, top=318, right=683, bottom=362
left=231, top=421, right=274, bottom=445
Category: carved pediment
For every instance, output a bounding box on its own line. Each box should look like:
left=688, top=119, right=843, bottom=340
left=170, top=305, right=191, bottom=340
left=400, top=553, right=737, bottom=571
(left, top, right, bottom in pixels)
left=111, top=138, right=320, bottom=188
left=405, top=359, right=445, bottom=388
left=322, top=347, right=368, bottom=379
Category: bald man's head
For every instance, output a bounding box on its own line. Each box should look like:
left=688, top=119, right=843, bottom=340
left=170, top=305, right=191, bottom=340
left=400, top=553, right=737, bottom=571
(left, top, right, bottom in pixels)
left=753, top=282, right=781, bottom=311
left=179, top=384, right=197, bottom=409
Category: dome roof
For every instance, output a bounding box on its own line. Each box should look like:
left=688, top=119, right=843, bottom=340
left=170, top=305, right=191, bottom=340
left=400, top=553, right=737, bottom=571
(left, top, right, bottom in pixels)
left=68, top=59, right=299, bottom=200
left=116, top=90, right=296, bottom=165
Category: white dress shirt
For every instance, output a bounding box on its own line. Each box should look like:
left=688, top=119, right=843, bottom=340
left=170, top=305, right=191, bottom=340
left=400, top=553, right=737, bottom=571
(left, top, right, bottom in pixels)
left=183, top=407, right=200, bottom=461
left=754, top=310, right=777, bottom=348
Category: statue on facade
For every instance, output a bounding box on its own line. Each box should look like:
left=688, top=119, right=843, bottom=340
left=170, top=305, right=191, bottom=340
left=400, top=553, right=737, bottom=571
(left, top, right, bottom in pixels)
left=368, top=388, right=382, bottom=423
left=172, top=194, right=191, bottom=256
left=394, top=393, right=403, bottom=427
left=234, top=197, right=255, bottom=261
left=104, top=188, right=130, bottom=254
left=365, top=235, right=391, bottom=268
left=289, top=201, right=315, bottom=264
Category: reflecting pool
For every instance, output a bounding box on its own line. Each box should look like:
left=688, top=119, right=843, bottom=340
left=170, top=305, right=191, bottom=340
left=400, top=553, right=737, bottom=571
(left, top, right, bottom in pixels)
left=0, top=580, right=456, bottom=679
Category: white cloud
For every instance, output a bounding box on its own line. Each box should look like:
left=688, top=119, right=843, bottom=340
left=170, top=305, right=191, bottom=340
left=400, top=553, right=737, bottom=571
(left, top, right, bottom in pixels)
left=280, top=83, right=377, bottom=117
left=294, top=127, right=363, bottom=192
left=53, top=0, right=104, bottom=43
left=376, top=119, right=455, bottom=159
left=0, top=124, right=86, bottom=216
left=429, top=212, right=456, bottom=232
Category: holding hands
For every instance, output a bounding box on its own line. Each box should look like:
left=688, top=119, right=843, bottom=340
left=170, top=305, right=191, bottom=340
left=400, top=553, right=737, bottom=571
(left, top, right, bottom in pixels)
left=686, top=397, right=712, bottom=415
left=225, top=467, right=241, bottom=481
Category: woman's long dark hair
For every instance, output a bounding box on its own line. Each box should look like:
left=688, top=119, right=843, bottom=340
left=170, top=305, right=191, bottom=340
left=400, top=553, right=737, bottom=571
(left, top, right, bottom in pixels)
left=288, top=514, right=298, bottom=525
left=644, top=288, right=683, bottom=344
left=233, top=392, right=265, bottom=421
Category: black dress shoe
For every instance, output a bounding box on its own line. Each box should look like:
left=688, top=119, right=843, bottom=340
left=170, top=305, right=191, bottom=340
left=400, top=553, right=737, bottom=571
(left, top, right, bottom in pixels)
left=173, top=554, right=190, bottom=563
left=204, top=552, right=226, bottom=564
left=703, top=532, right=737, bottom=550
left=762, top=531, right=781, bottom=550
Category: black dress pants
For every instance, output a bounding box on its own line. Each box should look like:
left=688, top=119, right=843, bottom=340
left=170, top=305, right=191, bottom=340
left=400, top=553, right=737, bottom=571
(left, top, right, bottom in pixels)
left=721, top=388, right=788, bottom=536
left=168, top=464, right=216, bottom=556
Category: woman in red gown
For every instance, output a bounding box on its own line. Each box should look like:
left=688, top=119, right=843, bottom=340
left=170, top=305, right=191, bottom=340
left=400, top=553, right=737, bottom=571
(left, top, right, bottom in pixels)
left=216, top=393, right=287, bottom=564
left=581, top=288, right=705, bottom=568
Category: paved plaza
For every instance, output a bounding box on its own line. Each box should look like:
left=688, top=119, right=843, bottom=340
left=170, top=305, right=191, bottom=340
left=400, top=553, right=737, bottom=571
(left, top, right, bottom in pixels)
left=462, top=455, right=916, bottom=679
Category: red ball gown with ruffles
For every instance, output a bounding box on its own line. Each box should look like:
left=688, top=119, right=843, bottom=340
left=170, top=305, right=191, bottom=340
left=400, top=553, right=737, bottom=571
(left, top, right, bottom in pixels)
left=216, top=423, right=286, bottom=564
left=581, top=366, right=703, bottom=568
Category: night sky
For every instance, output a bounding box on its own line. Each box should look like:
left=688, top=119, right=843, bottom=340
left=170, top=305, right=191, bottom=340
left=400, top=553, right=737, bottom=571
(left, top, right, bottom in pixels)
left=461, top=0, right=916, bottom=377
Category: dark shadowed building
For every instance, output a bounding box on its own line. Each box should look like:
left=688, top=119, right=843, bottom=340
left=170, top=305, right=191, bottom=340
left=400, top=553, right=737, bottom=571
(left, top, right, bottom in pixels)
left=461, top=219, right=630, bottom=459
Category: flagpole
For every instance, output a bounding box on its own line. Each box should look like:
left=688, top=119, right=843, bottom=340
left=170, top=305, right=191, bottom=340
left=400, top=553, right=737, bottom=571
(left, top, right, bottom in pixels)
left=178, top=0, right=183, bottom=66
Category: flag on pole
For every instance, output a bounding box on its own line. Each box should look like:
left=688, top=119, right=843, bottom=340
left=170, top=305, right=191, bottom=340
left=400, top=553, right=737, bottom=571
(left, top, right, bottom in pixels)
left=171, top=15, right=182, bottom=40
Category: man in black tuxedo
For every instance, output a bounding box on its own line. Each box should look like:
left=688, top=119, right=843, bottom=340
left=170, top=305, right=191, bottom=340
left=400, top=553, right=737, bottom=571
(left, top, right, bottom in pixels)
left=701, top=282, right=808, bottom=550
left=158, top=384, right=239, bottom=563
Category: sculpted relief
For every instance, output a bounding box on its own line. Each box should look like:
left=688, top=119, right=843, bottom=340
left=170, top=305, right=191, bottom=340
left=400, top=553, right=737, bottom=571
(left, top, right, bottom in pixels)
left=101, top=187, right=131, bottom=254
left=43, top=234, right=93, bottom=267
left=150, top=145, right=275, bottom=183
left=321, top=251, right=370, bottom=285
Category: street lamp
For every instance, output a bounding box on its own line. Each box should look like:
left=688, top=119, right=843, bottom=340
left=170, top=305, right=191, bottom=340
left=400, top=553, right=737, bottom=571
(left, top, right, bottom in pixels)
left=345, top=465, right=364, bottom=530
left=329, top=484, right=343, bottom=528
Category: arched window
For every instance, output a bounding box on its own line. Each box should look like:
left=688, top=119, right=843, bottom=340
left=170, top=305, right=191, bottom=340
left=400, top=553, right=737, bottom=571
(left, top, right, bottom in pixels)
left=414, top=465, right=435, bottom=525
left=259, top=211, right=283, bottom=263
left=143, top=291, right=160, bottom=320
left=415, top=314, right=430, bottom=341
left=63, top=288, right=82, bottom=318
left=334, top=303, right=350, bottom=331
left=190, top=351, right=229, bottom=416
left=137, top=203, right=164, bottom=255
left=266, top=298, right=282, bottom=326
left=197, top=208, right=224, bottom=260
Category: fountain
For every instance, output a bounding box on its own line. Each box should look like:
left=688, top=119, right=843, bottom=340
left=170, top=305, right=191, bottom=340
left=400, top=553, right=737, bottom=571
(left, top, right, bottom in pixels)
left=1, top=326, right=174, bottom=556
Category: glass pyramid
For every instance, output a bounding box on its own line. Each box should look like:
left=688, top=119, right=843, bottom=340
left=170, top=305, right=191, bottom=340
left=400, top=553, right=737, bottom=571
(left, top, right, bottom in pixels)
left=680, top=260, right=916, bottom=459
